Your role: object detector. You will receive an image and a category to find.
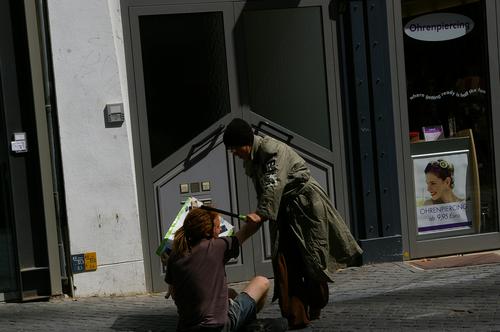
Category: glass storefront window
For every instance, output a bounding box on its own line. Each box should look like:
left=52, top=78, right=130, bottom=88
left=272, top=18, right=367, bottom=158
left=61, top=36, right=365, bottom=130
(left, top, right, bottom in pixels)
left=402, top=0, right=498, bottom=237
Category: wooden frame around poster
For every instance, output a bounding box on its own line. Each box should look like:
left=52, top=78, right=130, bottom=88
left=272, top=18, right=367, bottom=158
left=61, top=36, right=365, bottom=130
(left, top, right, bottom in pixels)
left=456, top=129, right=481, bottom=232
left=410, top=130, right=480, bottom=238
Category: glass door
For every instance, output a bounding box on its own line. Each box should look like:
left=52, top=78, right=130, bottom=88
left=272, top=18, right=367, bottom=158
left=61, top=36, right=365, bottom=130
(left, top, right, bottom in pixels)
left=234, top=0, right=347, bottom=273
left=127, top=2, right=257, bottom=291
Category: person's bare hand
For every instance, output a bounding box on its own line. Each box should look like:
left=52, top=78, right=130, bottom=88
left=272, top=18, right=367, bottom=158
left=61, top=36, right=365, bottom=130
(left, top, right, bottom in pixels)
left=246, top=213, right=262, bottom=223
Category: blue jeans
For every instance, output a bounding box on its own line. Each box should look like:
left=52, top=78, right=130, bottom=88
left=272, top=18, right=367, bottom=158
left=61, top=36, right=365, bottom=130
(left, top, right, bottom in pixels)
left=224, top=292, right=257, bottom=331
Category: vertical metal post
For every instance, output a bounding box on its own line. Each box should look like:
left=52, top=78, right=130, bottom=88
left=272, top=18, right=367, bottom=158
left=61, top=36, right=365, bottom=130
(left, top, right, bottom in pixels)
left=347, top=1, right=380, bottom=239
left=24, top=0, right=63, bottom=296
left=365, top=0, right=402, bottom=237
left=337, top=0, right=403, bottom=262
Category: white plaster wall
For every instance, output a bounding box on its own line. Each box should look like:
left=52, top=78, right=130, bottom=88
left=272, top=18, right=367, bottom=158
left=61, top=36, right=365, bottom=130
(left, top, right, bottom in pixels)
left=46, top=0, right=146, bottom=296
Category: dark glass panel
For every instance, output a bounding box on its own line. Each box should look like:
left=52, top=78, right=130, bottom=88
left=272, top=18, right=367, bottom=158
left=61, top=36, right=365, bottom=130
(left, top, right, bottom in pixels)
left=140, top=12, right=231, bottom=167
left=242, top=7, right=331, bottom=149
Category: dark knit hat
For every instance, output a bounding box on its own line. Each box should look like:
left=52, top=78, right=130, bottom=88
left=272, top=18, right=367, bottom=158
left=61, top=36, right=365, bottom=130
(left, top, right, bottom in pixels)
left=223, top=118, right=254, bottom=148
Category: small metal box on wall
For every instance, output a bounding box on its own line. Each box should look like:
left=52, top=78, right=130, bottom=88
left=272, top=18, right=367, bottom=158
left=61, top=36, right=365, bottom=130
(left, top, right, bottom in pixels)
left=104, top=103, right=125, bottom=128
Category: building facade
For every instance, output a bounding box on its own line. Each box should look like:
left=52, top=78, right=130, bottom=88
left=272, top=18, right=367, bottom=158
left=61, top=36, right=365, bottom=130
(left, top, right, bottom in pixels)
left=1, top=0, right=499, bottom=300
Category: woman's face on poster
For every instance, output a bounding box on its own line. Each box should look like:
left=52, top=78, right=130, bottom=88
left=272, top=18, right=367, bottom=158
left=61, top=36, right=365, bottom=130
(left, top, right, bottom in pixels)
left=425, top=172, right=452, bottom=201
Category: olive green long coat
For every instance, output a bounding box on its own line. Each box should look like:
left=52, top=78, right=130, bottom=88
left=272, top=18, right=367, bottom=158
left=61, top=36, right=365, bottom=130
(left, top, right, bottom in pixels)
left=244, top=135, right=363, bottom=282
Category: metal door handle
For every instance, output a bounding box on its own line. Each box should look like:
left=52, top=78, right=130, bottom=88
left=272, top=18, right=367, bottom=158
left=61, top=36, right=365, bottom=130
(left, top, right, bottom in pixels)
left=254, top=121, right=294, bottom=143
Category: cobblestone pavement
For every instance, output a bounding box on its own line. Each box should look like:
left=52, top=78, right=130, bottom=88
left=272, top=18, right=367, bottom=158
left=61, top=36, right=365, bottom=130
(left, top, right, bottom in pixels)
left=1, top=261, right=500, bottom=331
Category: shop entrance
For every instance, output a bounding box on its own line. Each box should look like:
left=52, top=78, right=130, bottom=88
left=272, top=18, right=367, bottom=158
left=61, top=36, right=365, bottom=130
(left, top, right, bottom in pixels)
left=122, top=0, right=346, bottom=292
left=395, top=0, right=500, bottom=258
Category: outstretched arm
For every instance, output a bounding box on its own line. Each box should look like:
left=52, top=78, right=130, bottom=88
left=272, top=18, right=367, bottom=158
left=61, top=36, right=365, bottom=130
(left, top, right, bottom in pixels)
left=234, top=213, right=267, bottom=244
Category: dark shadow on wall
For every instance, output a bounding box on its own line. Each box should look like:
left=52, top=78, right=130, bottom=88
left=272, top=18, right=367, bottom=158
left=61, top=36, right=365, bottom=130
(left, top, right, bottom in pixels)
left=111, top=314, right=177, bottom=332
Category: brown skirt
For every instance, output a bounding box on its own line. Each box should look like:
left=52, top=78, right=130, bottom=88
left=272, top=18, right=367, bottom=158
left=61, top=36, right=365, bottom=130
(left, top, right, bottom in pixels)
left=274, top=245, right=329, bottom=329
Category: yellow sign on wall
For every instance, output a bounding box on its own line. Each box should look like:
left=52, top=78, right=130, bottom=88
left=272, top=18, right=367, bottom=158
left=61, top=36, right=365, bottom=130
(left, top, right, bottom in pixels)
left=84, top=252, right=97, bottom=271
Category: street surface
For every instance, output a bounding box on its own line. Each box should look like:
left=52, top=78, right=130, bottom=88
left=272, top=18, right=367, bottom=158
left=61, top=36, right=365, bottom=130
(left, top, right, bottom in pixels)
left=1, top=261, right=500, bottom=331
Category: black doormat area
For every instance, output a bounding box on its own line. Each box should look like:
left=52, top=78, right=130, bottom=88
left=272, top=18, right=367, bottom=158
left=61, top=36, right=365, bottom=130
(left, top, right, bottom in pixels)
left=409, top=252, right=500, bottom=270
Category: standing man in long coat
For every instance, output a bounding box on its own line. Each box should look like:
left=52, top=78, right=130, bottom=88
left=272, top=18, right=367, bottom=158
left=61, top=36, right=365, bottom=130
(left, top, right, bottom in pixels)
left=223, top=118, right=363, bottom=330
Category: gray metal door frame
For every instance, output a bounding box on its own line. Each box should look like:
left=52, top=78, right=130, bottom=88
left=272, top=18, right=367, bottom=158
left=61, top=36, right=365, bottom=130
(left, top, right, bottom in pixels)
left=388, top=0, right=500, bottom=259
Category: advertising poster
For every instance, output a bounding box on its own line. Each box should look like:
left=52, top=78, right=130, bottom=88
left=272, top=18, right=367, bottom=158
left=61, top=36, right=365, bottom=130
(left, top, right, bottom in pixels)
left=413, top=151, right=473, bottom=234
